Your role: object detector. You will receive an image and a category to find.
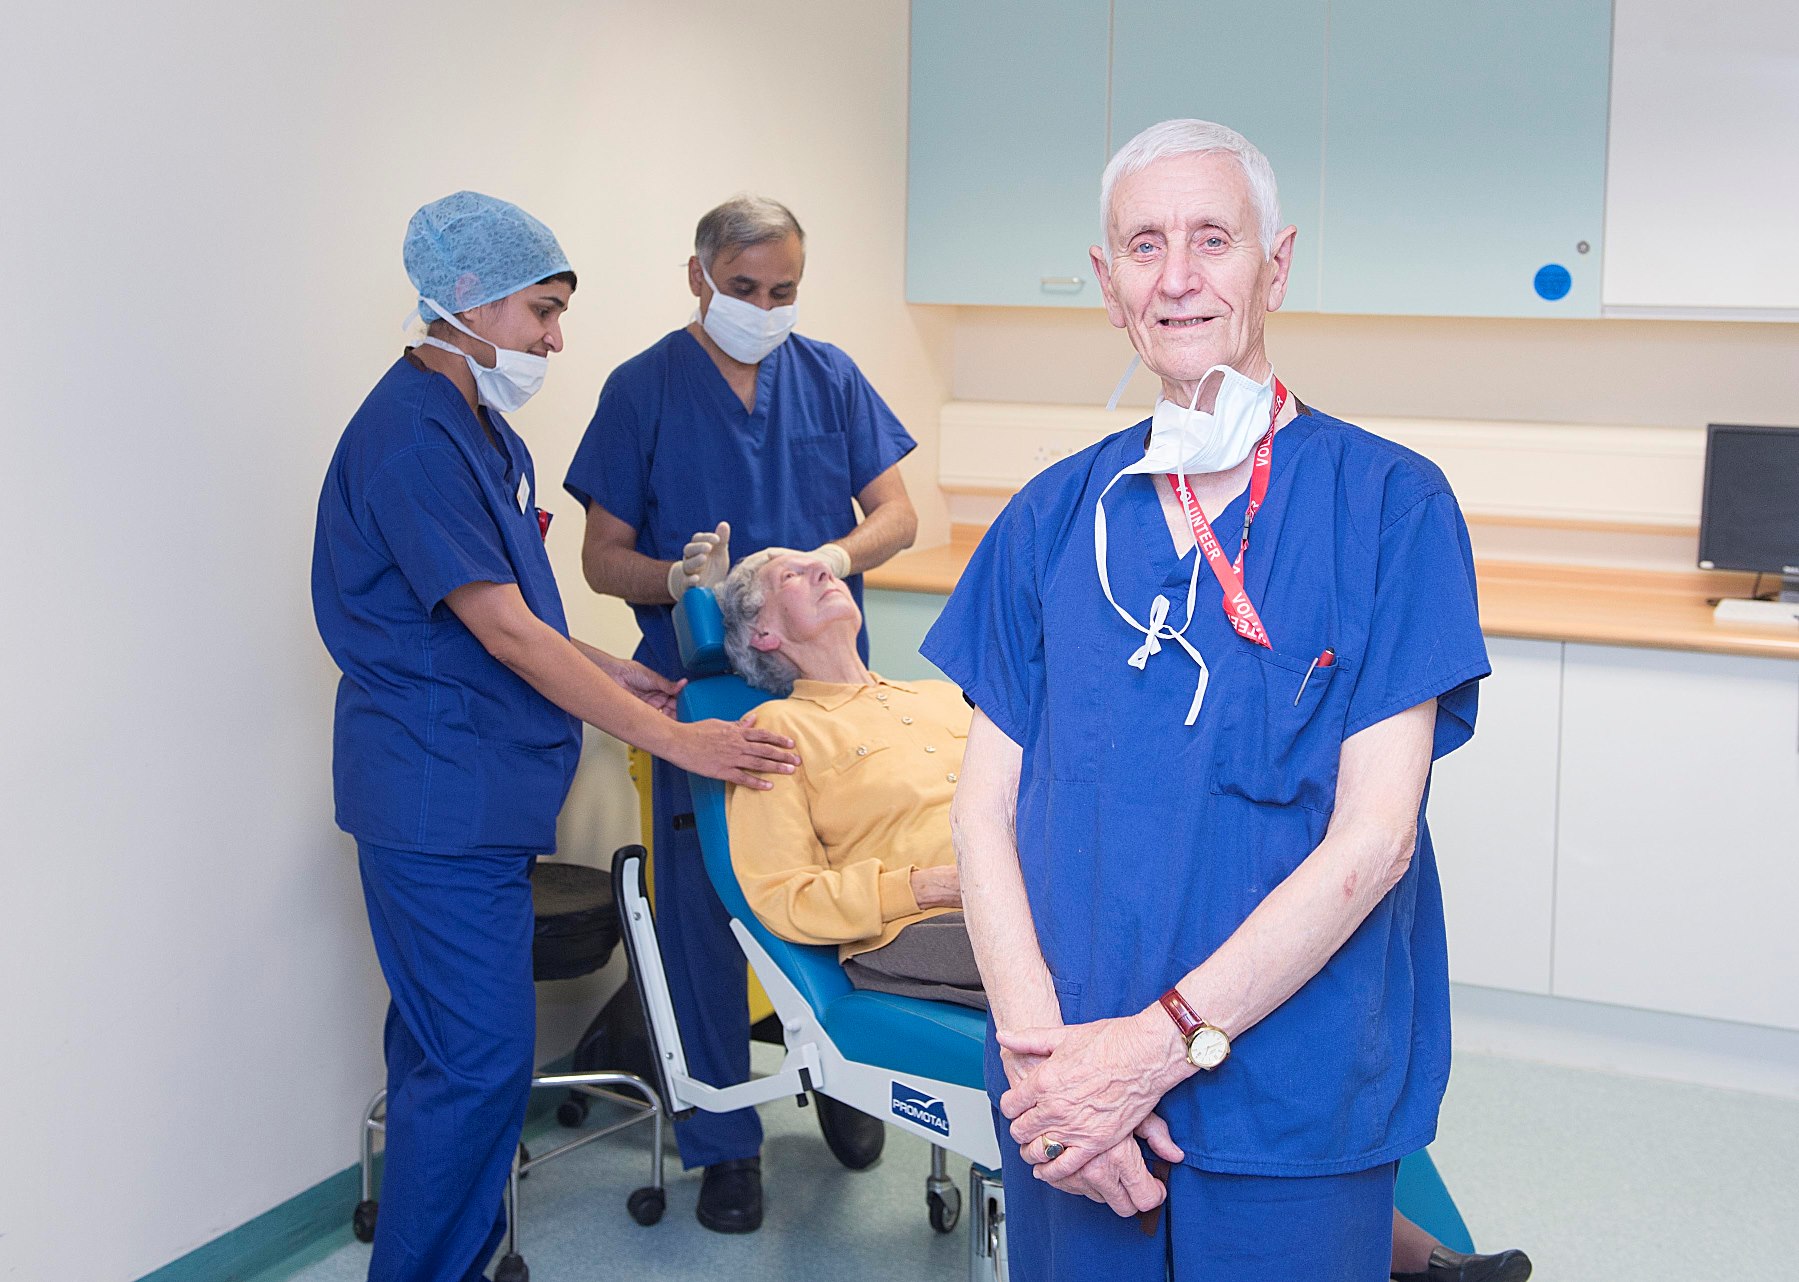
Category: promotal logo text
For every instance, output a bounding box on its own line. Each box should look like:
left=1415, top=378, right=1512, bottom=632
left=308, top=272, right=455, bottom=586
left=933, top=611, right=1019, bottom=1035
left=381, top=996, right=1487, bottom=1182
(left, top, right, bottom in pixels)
left=889, top=1082, right=951, bottom=1138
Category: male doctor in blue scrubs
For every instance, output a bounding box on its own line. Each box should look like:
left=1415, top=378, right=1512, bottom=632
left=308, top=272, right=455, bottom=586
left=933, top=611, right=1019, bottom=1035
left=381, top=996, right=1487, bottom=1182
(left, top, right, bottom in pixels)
left=566, top=194, right=918, bottom=1232
left=313, top=191, right=800, bottom=1282
left=924, top=121, right=1492, bottom=1281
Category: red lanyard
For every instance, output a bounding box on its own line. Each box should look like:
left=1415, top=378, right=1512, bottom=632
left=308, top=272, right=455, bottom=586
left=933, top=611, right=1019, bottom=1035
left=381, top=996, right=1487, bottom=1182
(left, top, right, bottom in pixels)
left=1166, top=378, right=1287, bottom=650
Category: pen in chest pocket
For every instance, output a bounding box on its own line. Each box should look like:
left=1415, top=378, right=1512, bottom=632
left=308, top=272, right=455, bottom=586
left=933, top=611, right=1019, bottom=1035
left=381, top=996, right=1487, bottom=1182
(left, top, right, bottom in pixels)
left=1293, top=647, right=1336, bottom=705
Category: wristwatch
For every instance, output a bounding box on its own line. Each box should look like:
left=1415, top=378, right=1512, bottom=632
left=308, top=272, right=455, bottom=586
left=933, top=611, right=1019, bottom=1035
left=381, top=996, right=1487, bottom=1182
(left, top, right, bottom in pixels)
left=1159, top=986, right=1231, bottom=1070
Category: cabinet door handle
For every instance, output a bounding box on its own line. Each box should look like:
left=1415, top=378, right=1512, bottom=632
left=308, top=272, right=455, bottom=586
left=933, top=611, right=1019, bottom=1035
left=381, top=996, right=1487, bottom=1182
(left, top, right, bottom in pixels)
left=1040, top=276, right=1084, bottom=291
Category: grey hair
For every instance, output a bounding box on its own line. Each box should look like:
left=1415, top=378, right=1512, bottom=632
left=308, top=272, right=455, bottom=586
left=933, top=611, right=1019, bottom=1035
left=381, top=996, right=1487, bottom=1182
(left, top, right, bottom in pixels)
left=695, top=195, right=806, bottom=273
left=719, top=556, right=800, bottom=696
left=1099, top=119, right=1281, bottom=257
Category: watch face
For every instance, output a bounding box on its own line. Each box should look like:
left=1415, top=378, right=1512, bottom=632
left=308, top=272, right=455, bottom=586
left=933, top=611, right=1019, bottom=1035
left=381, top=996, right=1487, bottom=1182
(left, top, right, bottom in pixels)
left=1187, top=1026, right=1231, bottom=1070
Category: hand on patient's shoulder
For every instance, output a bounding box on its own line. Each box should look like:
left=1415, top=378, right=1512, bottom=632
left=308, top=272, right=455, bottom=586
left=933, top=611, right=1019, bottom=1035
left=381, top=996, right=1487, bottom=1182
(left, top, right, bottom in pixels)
left=909, top=864, right=962, bottom=910
left=670, top=711, right=800, bottom=791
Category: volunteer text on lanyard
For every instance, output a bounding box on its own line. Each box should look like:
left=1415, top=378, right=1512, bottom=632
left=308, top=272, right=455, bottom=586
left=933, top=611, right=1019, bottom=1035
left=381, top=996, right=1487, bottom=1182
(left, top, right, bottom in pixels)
left=1092, top=378, right=1287, bottom=725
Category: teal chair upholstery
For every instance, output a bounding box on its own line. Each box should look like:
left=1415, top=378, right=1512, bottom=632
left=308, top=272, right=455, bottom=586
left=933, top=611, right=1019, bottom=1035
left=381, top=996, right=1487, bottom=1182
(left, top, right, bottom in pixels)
left=673, top=588, right=989, bottom=1088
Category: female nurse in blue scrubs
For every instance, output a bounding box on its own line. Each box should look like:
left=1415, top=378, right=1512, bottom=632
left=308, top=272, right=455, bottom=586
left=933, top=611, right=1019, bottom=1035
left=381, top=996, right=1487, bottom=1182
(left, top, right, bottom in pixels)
left=924, top=122, right=1493, bottom=1281
left=564, top=195, right=918, bottom=1232
left=312, top=191, right=799, bottom=1282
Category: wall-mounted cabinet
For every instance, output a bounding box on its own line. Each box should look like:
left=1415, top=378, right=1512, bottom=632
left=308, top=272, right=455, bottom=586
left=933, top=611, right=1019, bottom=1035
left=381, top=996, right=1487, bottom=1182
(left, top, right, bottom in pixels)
left=1108, top=0, right=1328, bottom=310
left=1319, top=0, right=1611, bottom=317
left=904, top=0, right=1110, bottom=307
left=1602, top=0, right=1799, bottom=314
left=907, top=0, right=1615, bottom=317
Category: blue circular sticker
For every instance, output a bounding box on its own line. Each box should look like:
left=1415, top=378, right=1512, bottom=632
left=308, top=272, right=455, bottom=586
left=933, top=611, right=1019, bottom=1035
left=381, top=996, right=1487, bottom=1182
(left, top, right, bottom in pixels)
left=1534, top=264, right=1572, bottom=301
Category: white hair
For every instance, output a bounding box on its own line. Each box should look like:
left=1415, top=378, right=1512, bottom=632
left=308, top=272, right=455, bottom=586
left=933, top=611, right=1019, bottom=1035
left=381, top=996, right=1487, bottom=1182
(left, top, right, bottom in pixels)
left=719, top=555, right=799, bottom=696
left=1099, top=119, right=1282, bottom=257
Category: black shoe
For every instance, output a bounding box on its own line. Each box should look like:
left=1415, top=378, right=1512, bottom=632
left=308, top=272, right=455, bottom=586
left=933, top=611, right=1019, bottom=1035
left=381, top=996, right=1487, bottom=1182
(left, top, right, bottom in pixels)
left=1392, top=1244, right=1533, bottom=1282
left=696, top=1156, right=763, bottom=1234
left=812, top=1091, right=885, bottom=1170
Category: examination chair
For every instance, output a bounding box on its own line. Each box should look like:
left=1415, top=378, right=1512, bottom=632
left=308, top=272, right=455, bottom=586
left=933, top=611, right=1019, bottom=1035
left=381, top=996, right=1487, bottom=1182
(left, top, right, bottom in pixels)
left=619, top=587, right=1476, bottom=1279
left=619, top=586, right=1008, bottom=1279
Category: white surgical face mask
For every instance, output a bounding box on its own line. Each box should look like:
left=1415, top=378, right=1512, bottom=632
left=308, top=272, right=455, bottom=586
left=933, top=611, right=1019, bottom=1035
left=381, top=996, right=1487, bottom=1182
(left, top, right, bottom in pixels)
left=416, top=298, right=547, bottom=413
left=1145, top=364, right=1275, bottom=476
left=1088, top=360, right=1277, bottom=727
left=698, top=261, right=796, bottom=364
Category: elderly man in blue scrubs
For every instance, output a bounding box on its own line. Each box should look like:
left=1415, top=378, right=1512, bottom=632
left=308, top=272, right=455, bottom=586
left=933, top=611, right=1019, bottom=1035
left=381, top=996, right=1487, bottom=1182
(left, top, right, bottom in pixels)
left=922, top=121, right=1493, bottom=1281
left=566, top=194, right=918, bottom=1232
left=313, top=191, right=800, bottom=1282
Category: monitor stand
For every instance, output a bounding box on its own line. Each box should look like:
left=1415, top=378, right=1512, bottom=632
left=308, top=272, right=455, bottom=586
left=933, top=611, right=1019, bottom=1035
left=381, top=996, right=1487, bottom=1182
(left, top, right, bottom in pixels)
left=1713, top=574, right=1799, bottom=629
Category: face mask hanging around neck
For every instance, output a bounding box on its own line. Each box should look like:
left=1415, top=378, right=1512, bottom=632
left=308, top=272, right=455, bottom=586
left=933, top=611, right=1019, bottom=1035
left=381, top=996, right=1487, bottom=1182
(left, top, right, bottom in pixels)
left=1085, top=357, right=1278, bottom=728
left=1144, top=364, right=1275, bottom=476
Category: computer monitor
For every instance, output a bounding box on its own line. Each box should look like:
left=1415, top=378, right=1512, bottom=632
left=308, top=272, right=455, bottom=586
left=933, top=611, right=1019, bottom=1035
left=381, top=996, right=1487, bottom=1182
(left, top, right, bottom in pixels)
left=1698, top=424, right=1799, bottom=603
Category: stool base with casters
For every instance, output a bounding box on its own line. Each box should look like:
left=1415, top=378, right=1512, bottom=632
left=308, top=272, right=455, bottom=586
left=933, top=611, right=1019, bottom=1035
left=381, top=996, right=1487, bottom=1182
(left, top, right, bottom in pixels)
left=353, top=1069, right=664, bottom=1278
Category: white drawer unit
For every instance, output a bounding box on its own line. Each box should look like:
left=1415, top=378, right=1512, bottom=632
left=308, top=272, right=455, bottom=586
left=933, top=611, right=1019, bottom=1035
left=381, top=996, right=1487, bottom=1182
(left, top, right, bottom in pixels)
left=1428, top=637, right=1564, bottom=996
left=1554, top=644, right=1799, bottom=1030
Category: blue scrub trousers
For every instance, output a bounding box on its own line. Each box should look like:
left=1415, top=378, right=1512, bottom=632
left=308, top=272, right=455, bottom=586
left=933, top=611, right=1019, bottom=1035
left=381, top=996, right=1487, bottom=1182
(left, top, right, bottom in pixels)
left=651, top=756, right=763, bottom=1169
left=358, top=842, right=538, bottom=1282
left=995, top=1110, right=1396, bottom=1281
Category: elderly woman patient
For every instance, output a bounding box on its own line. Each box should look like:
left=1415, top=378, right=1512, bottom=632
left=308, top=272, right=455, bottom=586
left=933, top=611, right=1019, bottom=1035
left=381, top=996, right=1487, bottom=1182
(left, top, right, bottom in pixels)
left=718, top=548, right=986, bottom=1011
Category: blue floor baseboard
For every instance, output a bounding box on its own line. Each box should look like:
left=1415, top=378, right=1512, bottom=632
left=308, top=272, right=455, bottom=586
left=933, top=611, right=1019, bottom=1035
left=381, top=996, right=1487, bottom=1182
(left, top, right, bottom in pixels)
left=136, top=1160, right=371, bottom=1282
left=136, top=1056, right=578, bottom=1282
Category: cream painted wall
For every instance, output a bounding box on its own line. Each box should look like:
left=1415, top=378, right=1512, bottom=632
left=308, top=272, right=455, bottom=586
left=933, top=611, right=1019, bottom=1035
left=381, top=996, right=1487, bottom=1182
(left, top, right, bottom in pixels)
left=0, top=3, right=944, bottom=1278
left=947, top=306, right=1799, bottom=428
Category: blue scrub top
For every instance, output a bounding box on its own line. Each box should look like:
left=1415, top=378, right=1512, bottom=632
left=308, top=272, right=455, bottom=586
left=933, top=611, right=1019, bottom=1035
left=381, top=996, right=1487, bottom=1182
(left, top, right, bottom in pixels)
left=563, top=329, right=914, bottom=679
left=921, top=409, right=1490, bottom=1178
left=313, top=354, right=581, bottom=855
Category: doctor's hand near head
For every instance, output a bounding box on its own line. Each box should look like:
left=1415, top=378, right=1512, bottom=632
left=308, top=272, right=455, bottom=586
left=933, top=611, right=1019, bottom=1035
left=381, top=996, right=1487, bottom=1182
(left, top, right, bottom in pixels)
left=309, top=190, right=798, bottom=1282
left=564, top=194, right=921, bottom=1232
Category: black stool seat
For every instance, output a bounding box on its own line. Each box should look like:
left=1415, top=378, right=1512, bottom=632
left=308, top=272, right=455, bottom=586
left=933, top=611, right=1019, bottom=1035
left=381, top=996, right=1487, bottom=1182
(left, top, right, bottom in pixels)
left=531, top=861, right=620, bottom=981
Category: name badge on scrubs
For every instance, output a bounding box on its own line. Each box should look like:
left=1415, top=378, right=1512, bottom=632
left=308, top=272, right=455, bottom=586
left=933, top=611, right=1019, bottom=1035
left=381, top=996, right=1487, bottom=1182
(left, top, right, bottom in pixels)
left=515, top=474, right=529, bottom=514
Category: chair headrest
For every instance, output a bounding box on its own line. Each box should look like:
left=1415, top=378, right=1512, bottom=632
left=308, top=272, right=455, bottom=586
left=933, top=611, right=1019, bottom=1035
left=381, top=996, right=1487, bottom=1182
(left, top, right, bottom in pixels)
left=672, top=586, right=732, bottom=677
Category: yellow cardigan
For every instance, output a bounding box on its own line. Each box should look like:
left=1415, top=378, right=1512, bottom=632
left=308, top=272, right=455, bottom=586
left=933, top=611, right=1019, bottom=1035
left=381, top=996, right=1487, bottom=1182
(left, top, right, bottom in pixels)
left=725, top=676, right=970, bottom=960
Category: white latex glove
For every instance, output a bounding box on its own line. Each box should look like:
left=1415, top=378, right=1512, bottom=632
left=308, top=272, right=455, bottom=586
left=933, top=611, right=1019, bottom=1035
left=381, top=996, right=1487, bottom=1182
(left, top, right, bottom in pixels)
left=667, top=521, right=731, bottom=599
left=732, top=542, right=847, bottom=585
left=811, top=541, right=852, bottom=579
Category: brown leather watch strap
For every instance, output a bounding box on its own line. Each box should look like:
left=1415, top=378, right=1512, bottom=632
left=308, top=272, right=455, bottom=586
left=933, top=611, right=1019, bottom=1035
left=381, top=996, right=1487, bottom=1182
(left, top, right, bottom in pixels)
left=1159, top=986, right=1204, bottom=1040
left=1136, top=1159, right=1172, bottom=1236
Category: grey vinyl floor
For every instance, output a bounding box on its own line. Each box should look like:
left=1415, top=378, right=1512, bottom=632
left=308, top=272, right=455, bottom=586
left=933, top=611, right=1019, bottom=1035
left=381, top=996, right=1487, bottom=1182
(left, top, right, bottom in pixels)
left=257, top=1047, right=1799, bottom=1282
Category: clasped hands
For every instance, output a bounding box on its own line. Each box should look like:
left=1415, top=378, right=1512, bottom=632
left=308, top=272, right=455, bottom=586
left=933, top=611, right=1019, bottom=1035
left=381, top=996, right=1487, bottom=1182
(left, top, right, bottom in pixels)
left=997, top=1010, right=1190, bottom=1219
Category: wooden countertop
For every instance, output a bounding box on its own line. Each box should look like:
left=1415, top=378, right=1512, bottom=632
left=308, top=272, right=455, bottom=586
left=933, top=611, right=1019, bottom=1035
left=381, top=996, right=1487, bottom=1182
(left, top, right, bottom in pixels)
left=865, top=529, right=1799, bottom=661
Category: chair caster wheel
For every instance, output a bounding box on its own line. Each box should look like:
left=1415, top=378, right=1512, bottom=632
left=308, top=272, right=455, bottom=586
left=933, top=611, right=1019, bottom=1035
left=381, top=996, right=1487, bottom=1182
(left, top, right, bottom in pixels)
left=928, top=1187, right=961, bottom=1234
left=557, top=1094, right=590, bottom=1128
left=627, top=1186, right=666, bottom=1225
left=351, top=1199, right=378, bottom=1243
left=494, top=1252, right=529, bottom=1282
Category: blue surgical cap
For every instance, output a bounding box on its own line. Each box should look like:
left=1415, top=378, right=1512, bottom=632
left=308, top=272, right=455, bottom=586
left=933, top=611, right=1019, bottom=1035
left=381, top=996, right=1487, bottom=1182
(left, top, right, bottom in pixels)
left=403, top=191, right=571, bottom=322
